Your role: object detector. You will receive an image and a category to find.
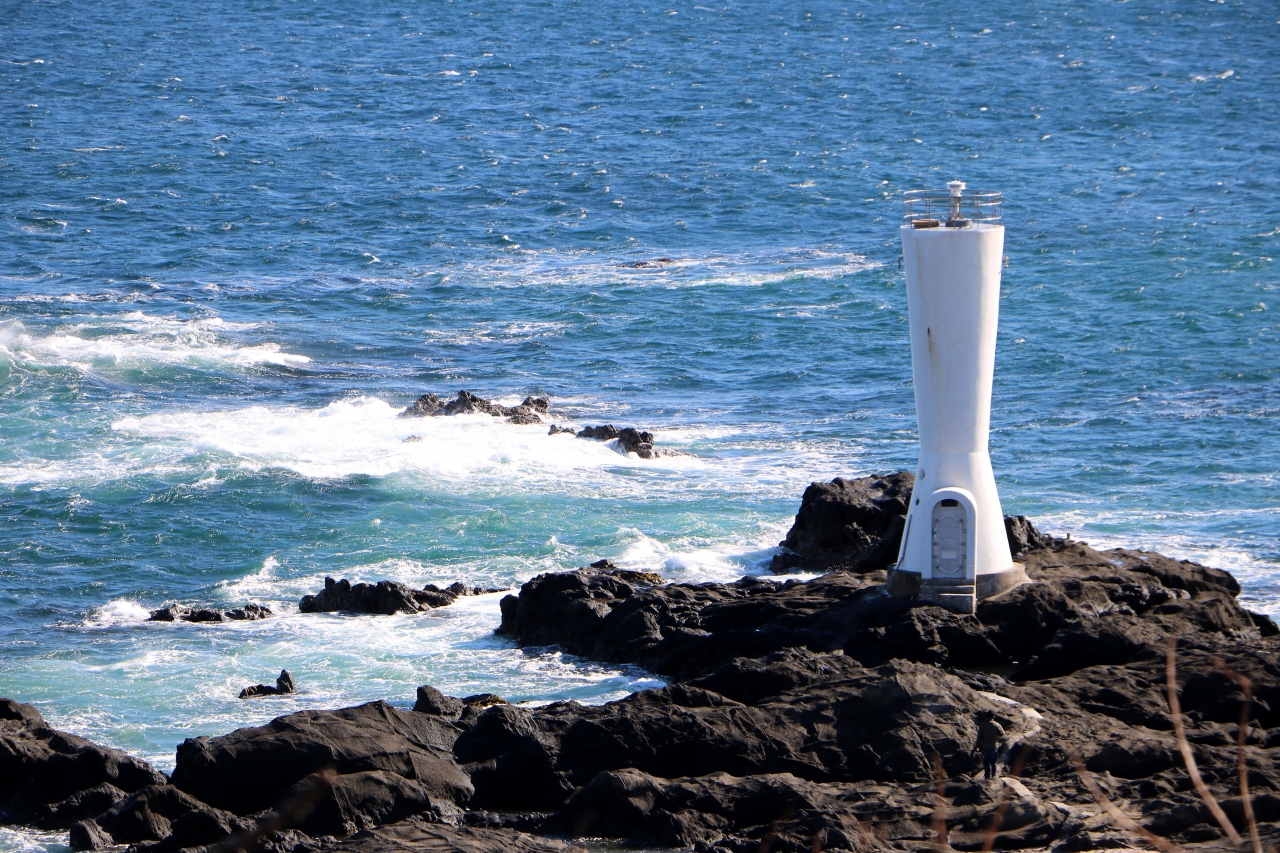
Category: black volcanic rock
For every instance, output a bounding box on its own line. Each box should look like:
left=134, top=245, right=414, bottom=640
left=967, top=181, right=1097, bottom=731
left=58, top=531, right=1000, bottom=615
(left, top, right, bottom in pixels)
left=170, top=701, right=471, bottom=817
left=575, top=424, right=682, bottom=458
left=0, top=702, right=167, bottom=829
left=499, top=536, right=1265, bottom=683
left=771, top=475, right=1059, bottom=574
left=300, top=577, right=495, bottom=616
left=8, top=484, right=1280, bottom=853
left=770, top=472, right=914, bottom=573
left=239, top=670, right=296, bottom=700
left=398, top=391, right=549, bottom=424
left=413, top=685, right=464, bottom=718
left=148, top=603, right=272, bottom=623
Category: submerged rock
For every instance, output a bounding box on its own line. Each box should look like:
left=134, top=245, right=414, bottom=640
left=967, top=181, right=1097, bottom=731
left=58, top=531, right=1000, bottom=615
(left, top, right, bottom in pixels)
left=239, top=670, right=296, bottom=700
left=299, top=577, right=499, bottom=616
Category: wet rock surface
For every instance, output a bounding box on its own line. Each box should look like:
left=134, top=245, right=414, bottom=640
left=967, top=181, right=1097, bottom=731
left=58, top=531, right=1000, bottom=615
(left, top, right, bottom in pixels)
left=148, top=603, right=272, bottom=623
left=569, top=424, right=682, bottom=458
left=398, top=391, right=549, bottom=424
left=239, top=670, right=297, bottom=700
left=7, top=484, right=1280, bottom=853
left=300, top=578, right=501, bottom=616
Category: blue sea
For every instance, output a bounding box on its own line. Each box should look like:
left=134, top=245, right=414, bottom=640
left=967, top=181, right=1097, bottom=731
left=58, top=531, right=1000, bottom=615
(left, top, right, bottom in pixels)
left=1, top=0, right=1277, bottom=849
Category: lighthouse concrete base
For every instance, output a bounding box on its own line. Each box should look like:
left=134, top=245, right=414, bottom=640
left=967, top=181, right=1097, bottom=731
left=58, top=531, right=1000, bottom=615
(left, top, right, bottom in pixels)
left=885, top=563, right=1029, bottom=615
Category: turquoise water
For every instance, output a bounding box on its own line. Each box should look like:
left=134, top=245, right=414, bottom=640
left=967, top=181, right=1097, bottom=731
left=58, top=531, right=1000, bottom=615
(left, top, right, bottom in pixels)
left=1, top=0, right=1278, bottom=847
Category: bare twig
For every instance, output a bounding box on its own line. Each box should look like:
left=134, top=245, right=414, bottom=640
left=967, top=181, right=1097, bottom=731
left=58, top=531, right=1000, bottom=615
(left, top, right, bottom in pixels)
left=980, top=742, right=1032, bottom=853
left=1070, top=749, right=1180, bottom=853
left=1216, top=658, right=1263, bottom=853
left=206, top=767, right=337, bottom=853
left=1166, top=639, right=1243, bottom=845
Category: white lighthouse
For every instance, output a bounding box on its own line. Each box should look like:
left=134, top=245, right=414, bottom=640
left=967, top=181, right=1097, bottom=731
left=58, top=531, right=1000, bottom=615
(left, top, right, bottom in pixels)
left=887, top=182, right=1027, bottom=615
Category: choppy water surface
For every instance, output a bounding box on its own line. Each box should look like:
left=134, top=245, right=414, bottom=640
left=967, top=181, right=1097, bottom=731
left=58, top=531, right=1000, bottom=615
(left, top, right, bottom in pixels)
left=1, top=0, right=1277, bottom=848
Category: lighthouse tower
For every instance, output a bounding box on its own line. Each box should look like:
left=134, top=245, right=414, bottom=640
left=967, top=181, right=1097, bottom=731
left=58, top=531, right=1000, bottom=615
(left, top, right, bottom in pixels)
left=887, top=182, right=1027, bottom=615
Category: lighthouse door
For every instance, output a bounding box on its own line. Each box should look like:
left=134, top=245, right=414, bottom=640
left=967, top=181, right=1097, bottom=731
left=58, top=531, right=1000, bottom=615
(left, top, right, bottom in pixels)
left=931, top=500, right=968, bottom=579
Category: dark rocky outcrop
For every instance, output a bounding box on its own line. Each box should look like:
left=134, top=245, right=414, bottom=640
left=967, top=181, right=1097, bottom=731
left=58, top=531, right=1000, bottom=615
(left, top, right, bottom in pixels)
left=239, top=670, right=297, bottom=700
left=573, top=424, right=680, bottom=459
left=399, top=391, right=549, bottom=424
left=170, top=701, right=471, bottom=819
left=300, top=578, right=499, bottom=616
left=769, top=473, right=1058, bottom=575
left=0, top=699, right=167, bottom=829
left=770, top=472, right=915, bottom=573
left=148, top=603, right=272, bottom=623
left=7, top=479, right=1280, bottom=853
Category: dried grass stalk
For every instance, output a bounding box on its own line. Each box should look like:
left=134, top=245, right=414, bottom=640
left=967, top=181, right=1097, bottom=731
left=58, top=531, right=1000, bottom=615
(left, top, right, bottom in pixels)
left=1165, top=639, right=1244, bottom=845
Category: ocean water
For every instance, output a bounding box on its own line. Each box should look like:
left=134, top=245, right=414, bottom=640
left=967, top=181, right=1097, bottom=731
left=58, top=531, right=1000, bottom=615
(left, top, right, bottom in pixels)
left=1, top=0, right=1277, bottom=848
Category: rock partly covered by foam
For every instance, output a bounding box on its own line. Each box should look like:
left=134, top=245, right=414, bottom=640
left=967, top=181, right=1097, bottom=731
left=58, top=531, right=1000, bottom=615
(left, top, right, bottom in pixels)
left=148, top=603, right=272, bottom=623
left=0, top=699, right=167, bottom=830
left=399, top=391, right=549, bottom=424
left=567, top=424, right=681, bottom=459
left=239, top=670, right=296, bottom=700
left=299, top=578, right=500, bottom=616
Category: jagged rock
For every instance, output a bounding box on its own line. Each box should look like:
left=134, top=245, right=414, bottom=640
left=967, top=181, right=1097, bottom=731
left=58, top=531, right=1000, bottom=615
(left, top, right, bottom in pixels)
left=170, top=701, right=471, bottom=816
left=770, top=472, right=914, bottom=573
left=461, top=694, right=508, bottom=709
left=414, top=686, right=464, bottom=718
left=0, top=698, right=45, bottom=726
left=1005, top=514, right=1051, bottom=556
left=146, top=603, right=190, bottom=622
left=299, top=577, right=492, bottom=616
left=453, top=656, right=1022, bottom=813
left=575, top=424, right=680, bottom=458
left=770, top=475, right=1056, bottom=574
left=225, top=604, right=272, bottom=621
left=239, top=670, right=296, bottom=699
left=399, top=393, right=443, bottom=417
left=547, top=425, right=576, bottom=436
left=398, top=391, right=549, bottom=424
left=148, top=603, right=271, bottom=623
left=576, top=425, right=620, bottom=440
left=0, top=703, right=167, bottom=828
left=498, top=529, right=1269, bottom=682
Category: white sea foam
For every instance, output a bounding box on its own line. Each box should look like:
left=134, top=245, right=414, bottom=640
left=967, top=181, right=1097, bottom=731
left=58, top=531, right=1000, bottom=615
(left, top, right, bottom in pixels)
left=0, top=313, right=309, bottom=372
left=0, top=826, right=69, bottom=853
left=111, top=396, right=701, bottom=482
left=83, top=598, right=152, bottom=627
left=448, top=245, right=879, bottom=290
left=611, top=520, right=791, bottom=583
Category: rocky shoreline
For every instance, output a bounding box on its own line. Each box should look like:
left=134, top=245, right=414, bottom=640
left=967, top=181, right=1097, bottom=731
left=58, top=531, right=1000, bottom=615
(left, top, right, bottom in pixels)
left=3, top=473, right=1279, bottom=853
